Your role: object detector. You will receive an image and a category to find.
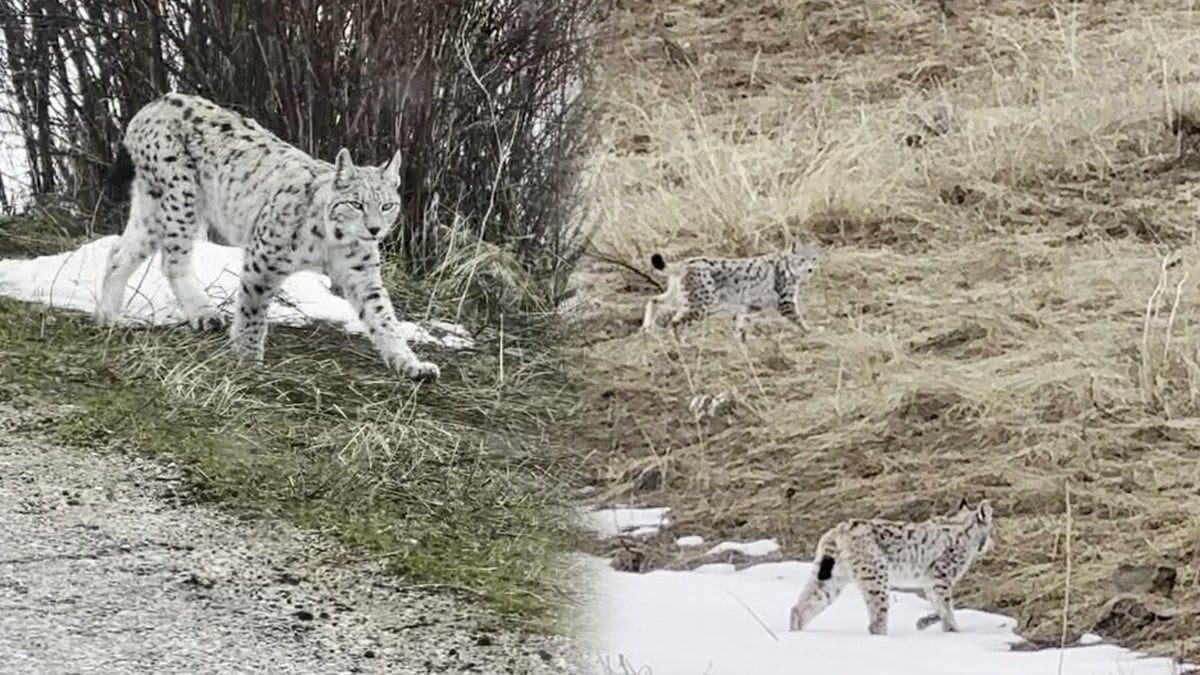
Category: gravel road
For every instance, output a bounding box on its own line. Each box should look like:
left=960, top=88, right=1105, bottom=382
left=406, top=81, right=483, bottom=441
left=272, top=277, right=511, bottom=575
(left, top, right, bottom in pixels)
left=0, top=399, right=592, bottom=675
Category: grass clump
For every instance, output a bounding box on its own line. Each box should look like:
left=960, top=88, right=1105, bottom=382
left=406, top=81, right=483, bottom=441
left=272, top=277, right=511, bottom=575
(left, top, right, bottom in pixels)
left=0, top=208, right=91, bottom=258
left=0, top=219, right=587, bottom=633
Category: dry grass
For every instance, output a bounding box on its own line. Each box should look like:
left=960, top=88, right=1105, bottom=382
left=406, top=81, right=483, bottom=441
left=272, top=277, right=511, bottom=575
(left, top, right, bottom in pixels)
left=574, top=0, right=1200, bottom=656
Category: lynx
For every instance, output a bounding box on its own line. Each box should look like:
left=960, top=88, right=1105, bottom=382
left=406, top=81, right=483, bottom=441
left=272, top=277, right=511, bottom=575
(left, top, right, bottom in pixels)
left=640, top=242, right=817, bottom=342
left=97, top=93, right=439, bottom=380
left=789, top=499, right=995, bottom=636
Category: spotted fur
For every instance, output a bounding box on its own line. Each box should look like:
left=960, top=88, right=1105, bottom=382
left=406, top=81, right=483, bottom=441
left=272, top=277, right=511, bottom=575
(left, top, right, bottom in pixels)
left=789, top=499, right=995, bottom=636
left=640, top=242, right=817, bottom=342
left=97, top=93, right=438, bottom=381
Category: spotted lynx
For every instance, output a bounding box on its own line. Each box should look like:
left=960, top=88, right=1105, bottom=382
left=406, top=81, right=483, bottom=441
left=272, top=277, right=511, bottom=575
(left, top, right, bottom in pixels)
left=640, top=242, right=817, bottom=342
left=97, top=93, right=439, bottom=381
left=789, top=499, right=995, bottom=636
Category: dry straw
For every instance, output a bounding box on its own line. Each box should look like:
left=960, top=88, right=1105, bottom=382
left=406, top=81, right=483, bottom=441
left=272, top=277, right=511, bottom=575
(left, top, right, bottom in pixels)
left=577, top=0, right=1200, bottom=658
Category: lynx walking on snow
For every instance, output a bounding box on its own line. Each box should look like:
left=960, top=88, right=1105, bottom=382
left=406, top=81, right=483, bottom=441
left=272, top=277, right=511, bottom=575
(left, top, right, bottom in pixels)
left=789, top=499, right=995, bottom=636
left=97, top=93, right=439, bottom=381
left=640, top=242, right=817, bottom=342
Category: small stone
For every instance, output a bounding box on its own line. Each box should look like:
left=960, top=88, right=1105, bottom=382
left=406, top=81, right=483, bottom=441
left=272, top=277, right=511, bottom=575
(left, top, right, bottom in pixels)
left=1111, top=562, right=1177, bottom=597
left=475, top=634, right=493, bottom=646
left=1095, top=595, right=1176, bottom=637
left=277, top=571, right=304, bottom=585
left=182, top=573, right=215, bottom=589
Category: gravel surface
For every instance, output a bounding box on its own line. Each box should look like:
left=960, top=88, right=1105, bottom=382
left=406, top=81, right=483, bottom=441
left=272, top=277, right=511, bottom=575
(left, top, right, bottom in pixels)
left=0, top=401, right=593, bottom=675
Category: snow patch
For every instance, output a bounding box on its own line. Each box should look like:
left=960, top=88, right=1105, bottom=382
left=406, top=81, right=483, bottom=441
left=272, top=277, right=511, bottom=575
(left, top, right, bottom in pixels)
left=579, top=506, right=670, bottom=539
left=705, top=539, right=780, bottom=558
left=675, top=535, right=705, bottom=548
left=589, top=556, right=1187, bottom=675
left=0, top=236, right=473, bottom=349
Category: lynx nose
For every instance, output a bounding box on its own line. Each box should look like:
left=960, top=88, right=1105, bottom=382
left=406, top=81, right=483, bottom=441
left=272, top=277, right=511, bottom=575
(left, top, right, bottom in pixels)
left=366, top=225, right=381, bottom=237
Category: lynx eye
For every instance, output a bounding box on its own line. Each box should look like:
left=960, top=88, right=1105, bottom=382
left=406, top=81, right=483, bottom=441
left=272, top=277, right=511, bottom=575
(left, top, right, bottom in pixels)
left=381, top=202, right=398, bottom=212
left=341, top=200, right=364, bottom=211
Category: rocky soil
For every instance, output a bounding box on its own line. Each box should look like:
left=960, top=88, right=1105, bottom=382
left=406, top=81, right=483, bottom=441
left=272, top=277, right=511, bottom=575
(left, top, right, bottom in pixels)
left=0, top=399, right=591, bottom=675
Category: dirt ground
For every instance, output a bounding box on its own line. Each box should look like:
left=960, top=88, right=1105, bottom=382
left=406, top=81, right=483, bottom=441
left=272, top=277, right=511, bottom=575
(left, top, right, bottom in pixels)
left=573, top=0, right=1200, bottom=658
left=0, top=394, right=588, bottom=675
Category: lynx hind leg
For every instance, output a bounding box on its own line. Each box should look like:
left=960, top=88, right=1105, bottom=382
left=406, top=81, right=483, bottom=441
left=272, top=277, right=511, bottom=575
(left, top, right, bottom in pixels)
left=734, top=310, right=750, bottom=343
left=777, top=289, right=812, bottom=333
left=158, top=185, right=224, bottom=331
left=641, top=294, right=666, bottom=332
left=97, top=183, right=158, bottom=325
left=915, top=613, right=942, bottom=631
left=919, top=579, right=958, bottom=632
left=849, top=557, right=890, bottom=635
left=667, top=303, right=708, bottom=340
left=790, top=554, right=849, bottom=631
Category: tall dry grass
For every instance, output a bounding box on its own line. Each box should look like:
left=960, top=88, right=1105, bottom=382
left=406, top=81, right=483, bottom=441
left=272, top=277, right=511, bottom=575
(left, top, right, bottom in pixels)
left=576, top=0, right=1200, bottom=656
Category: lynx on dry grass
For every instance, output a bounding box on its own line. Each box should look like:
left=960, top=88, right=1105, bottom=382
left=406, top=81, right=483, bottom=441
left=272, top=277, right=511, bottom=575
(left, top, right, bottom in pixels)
left=640, top=242, right=817, bottom=342
left=789, top=499, right=995, bottom=636
left=97, top=93, right=440, bottom=381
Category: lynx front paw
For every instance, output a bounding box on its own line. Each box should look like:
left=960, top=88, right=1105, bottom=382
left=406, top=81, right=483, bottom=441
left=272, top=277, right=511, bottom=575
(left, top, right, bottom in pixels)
left=386, top=351, right=440, bottom=382
left=95, top=306, right=121, bottom=327
left=230, top=345, right=265, bottom=369
left=187, top=307, right=228, bottom=332
left=405, top=359, right=440, bottom=382
left=915, top=614, right=940, bottom=631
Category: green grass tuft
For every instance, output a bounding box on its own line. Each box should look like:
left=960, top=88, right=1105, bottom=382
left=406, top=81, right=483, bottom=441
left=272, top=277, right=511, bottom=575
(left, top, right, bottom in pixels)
left=0, top=208, right=90, bottom=258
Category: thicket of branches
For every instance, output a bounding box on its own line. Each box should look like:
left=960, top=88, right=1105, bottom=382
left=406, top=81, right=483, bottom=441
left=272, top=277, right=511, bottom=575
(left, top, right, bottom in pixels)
left=0, top=0, right=603, bottom=295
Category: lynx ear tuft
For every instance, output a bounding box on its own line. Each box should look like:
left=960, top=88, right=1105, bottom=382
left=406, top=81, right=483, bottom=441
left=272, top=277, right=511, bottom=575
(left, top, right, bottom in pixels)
left=976, top=500, right=993, bottom=524
left=381, top=149, right=402, bottom=183
left=334, top=147, right=354, bottom=188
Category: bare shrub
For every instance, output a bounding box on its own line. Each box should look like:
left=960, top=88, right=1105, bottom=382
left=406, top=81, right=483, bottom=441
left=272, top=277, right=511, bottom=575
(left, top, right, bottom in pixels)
left=0, top=0, right=604, bottom=300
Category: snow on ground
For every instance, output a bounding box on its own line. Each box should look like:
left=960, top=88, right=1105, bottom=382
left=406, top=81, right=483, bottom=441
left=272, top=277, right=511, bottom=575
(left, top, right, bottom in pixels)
left=581, top=510, right=1188, bottom=675
left=589, top=557, right=1186, bottom=675
left=705, top=538, right=780, bottom=558
left=579, top=506, right=671, bottom=539
left=0, top=236, right=473, bottom=349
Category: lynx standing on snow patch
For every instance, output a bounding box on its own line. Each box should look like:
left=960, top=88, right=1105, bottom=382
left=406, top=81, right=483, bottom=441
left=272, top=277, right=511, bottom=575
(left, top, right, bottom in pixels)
left=97, top=93, right=439, bottom=381
left=789, top=499, right=995, bottom=636
left=640, top=242, right=817, bottom=342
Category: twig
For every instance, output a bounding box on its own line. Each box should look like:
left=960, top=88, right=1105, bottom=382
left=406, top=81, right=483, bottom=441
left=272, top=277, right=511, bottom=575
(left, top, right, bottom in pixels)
left=720, top=584, right=780, bottom=643
left=1057, top=481, right=1072, bottom=675
left=585, top=244, right=663, bottom=292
